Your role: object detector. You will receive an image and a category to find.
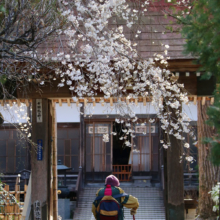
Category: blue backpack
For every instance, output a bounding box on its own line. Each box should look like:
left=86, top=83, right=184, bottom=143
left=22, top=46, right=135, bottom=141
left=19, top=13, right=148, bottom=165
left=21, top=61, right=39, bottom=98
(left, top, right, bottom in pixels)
left=95, top=193, right=128, bottom=220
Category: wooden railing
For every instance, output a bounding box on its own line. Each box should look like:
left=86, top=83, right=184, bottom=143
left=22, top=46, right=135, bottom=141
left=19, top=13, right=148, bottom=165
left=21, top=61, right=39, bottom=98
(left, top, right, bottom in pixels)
left=184, top=173, right=199, bottom=187
left=112, top=165, right=132, bottom=182
left=0, top=183, right=27, bottom=220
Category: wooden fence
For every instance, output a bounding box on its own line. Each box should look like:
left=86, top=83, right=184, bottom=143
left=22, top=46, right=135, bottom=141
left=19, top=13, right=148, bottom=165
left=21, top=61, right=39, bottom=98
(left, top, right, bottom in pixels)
left=112, top=165, right=132, bottom=182
left=0, top=182, right=27, bottom=220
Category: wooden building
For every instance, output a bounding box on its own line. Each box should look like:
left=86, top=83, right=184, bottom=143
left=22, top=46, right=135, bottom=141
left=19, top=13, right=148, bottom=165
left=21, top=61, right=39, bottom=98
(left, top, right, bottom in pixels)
left=0, top=72, right=213, bottom=219
left=0, top=1, right=217, bottom=219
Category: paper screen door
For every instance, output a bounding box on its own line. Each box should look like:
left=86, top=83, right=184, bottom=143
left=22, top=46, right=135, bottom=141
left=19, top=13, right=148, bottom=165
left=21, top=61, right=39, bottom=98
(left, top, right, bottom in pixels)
left=86, top=123, right=112, bottom=172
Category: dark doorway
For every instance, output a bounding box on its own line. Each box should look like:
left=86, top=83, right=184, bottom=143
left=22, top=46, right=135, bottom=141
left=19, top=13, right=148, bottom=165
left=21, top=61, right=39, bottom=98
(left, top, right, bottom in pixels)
left=113, top=123, right=131, bottom=165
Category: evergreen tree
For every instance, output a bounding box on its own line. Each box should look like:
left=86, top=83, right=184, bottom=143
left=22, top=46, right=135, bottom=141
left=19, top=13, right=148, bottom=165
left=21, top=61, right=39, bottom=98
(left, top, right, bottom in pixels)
left=181, top=0, right=220, bottom=166
left=167, top=1, right=220, bottom=219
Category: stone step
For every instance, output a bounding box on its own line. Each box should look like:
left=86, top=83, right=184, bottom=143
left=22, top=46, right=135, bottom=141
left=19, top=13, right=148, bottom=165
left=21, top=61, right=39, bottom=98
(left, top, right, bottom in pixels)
left=73, top=186, right=166, bottom=220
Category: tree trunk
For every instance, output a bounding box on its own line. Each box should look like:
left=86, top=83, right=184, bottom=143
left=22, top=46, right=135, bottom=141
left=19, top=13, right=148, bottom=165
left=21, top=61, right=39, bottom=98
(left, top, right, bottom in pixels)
left=196, top=100, right=219, bottom=220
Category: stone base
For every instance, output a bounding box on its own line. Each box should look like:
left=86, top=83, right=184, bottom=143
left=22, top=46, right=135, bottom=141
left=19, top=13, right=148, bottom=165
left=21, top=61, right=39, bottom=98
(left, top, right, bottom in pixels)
left=185, top=209, right=196, bottom=220
left=58, top=199, right=70, bottom=220
left=132, top=176, right=152, bottom=187
left=167, top=203, right=184, bottom=220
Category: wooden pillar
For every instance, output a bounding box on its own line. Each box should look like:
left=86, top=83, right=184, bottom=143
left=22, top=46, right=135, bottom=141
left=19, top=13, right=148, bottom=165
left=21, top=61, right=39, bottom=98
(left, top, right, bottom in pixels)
left=51, top=102, right=58, bottom=220
left=163, top=104, right=184, bottom=220
left=165, top=133, right=184, bottom=220
left=31, top=99, right=51, bottom=220
left=27, top=105, right=32, bottom=171
left=80, top=103, right=85, bottom=186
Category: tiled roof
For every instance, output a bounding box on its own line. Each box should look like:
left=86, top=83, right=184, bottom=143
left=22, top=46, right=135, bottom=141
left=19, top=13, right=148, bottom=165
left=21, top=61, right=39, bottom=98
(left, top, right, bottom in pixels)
left=126, top=6, right=192, bottom=59
left=37, top=1, right=192, bottom=61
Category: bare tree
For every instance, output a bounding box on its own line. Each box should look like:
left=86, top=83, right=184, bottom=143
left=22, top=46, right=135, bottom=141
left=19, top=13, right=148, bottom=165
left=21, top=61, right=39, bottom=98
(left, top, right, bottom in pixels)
left=0, top=0, right=65, bottom=99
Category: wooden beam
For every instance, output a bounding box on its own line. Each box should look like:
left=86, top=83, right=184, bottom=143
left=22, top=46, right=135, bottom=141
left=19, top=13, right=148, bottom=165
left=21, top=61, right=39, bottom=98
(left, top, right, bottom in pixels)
left=193, top=96, right=197, bottom=105
left=202, top=97, right=206, bottom=105
left=17, top=99, right=21, bottom=107
left=9, top=100, right=13, bottom=107
left=210, top=97, right=214, bottom=105
left=52, top=101, right=55, bottom=108
left=167, top=59, right=200, bottom=72
left=59, top=99, right=62, bottom=107
left=84, top=98, right=87, bottom=106
left=143, top=97, right=146, bottom=106
left=67, top=99, right=71, bottom=107
left=135, top=98, right=138, bottom=106
left=0, top=100, right=4, bottom=107
left=25, top=99, right=29, bottom=107
left=101, top=99, right=105, bottom=106
left=110, top=97, right=113, bottom=106
left=50, top=95, right=192, bottom=104
left=126, top=98, right=129, bottom=105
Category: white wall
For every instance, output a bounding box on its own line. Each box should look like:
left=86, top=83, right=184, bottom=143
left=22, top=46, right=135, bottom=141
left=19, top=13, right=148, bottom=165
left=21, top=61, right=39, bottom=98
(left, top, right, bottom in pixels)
left=56, top=102, right=157, bottom=123
left=182, top=102, right=197, bottom=121
left=84, top=102, right=157, bottom=115
left=56, top=103, right=80, bottom=122
left=56, top=102, right=158, bottom=123
left=0, top=101, right=198, bottom=124
left=55, top=101, right=198, bottom=122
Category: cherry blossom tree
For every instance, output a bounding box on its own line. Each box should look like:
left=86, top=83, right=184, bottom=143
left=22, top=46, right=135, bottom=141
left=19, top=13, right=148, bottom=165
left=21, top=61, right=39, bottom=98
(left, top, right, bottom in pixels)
left=0, top=2, right=199, bottom=219
left=51, top=0, right=195, bottom=160
left=0, top=0, right=195, bottom=162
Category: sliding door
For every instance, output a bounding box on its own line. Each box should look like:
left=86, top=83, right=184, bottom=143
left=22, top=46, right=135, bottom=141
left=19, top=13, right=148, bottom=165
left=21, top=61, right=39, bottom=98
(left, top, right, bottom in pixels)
left=86, top=123, right=112, bottom=172
left=133, top=122, right=159, bottom=172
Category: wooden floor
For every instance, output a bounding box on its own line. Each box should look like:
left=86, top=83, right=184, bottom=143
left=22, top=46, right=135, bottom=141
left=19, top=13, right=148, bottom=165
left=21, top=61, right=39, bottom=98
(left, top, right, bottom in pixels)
left=73, top=184, right=166, bottom=220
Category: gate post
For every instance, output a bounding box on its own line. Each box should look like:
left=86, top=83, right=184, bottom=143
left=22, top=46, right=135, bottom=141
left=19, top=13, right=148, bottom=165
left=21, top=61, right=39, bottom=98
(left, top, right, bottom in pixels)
left=31, top=98, right=52, bottom=220
left=80, top=103, right=85, bottom=187
left=165, top=134, right=184, bottom=220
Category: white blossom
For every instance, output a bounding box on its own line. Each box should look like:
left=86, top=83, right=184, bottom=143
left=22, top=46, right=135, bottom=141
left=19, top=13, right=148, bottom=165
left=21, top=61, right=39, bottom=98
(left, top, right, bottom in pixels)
left=185, top=156, right=193, bottom=162
left=125, top=141, right=131, bottom=147
left=149, top=118, right=155, bottom=123
left=103, top=134, right=109, bottom=142
left=43, top=0, right=197, bottom=161
left=184, top=143, right=190, bottom=148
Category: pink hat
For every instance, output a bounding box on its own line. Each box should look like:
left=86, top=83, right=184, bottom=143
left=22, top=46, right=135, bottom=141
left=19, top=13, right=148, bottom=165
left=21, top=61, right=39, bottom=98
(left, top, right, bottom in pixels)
left=105, top=175, right=120, bottom=187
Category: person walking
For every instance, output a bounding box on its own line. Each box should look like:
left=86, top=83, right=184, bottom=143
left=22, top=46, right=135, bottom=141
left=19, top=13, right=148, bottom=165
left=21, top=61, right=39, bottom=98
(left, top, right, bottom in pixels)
left=92, top=175, right=139, bottom=220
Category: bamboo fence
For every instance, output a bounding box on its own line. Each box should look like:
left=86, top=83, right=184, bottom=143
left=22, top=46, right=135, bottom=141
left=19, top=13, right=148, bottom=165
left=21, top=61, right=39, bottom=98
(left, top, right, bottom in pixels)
left=0, top=183, right=27, bottom=220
